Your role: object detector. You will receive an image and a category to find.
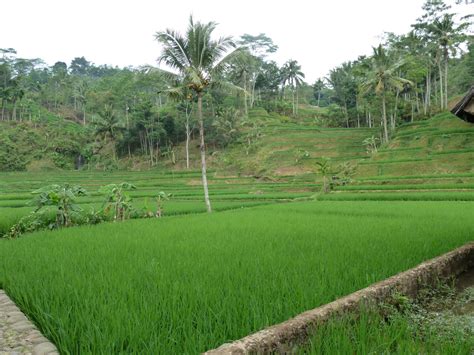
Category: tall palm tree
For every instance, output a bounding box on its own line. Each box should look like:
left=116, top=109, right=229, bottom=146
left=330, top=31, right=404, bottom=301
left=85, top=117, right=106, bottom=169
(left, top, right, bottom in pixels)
left=155, top=16, right=240, bottom=213
left=361, top=45, right=412, bottom=143
left=229, top=50, right=260, bottom=116
left=93, top=104, right=124, bottom=161
left=313, top=78, right=326, bottom=107
left=281, top=60, right=305, bottom=116
left=428, top=13, right=469, bottom=109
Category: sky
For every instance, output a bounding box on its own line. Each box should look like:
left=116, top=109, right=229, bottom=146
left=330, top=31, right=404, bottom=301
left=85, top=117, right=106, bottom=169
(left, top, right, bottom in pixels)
left=1, top=0, right=472, bottom=83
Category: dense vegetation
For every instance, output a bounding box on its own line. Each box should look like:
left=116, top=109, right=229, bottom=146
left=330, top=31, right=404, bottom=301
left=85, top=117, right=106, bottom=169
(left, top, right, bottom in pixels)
left=0, top=1, right=472, bottom=172
left=1, top=0, right=473, bottom=353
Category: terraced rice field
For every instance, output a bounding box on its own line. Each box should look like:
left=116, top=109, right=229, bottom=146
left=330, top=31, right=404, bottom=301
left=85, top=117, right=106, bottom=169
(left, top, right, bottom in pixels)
left=1, top=201, right=473, bottom=353
left=0, top=112, right=473, bottom=353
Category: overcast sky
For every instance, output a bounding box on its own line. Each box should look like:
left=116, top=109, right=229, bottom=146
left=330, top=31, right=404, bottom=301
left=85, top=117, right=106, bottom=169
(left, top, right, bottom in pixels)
left=1, top=0, right=472, bottom=82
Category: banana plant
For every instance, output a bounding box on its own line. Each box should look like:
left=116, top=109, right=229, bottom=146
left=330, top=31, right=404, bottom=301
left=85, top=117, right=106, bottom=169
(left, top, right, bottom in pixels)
left=315, top=157, right=333, bottom=193
left=156, top=191, right=172, bottom=217
left=99, top=182, right=136, bottom=221
left=363, top=136, right=379, bottom=154
left=31, top=184, right=87, bottom=228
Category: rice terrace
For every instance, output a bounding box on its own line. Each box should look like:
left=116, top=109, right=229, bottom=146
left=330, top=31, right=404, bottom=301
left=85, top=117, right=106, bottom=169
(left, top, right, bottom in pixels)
left=1, top=0, right=474, bottom=354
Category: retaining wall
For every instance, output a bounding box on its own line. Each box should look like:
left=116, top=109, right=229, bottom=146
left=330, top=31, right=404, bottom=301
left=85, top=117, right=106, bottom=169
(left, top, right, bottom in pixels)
left=205, top=242, right=474, bottom=354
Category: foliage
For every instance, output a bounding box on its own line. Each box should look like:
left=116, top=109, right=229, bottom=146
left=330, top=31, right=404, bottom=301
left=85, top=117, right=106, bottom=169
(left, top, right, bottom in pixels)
left=315, top=157, right=333, bottom=193
left=155, top=191, right=172, bottom=217
left=31, top=184, right=87, bottom=228
left=0, top=201, right=473, bottom=353
left=99, top=182, right=137, bottom=221
left=362, top=135, right=380, bottom=154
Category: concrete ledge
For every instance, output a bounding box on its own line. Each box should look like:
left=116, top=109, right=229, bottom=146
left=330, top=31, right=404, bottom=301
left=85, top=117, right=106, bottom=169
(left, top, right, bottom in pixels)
left=205, top=242, right=474, bottom=354
left=0, top=290, right=59, bottom=355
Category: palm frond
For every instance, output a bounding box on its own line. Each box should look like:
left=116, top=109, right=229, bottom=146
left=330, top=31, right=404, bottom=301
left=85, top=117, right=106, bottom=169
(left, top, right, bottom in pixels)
left=155, top=30, right=191, bottom=71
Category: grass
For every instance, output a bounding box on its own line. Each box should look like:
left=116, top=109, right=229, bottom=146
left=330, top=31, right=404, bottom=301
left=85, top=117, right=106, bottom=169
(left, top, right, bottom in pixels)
left=0, top=201, right=473, bottom=353
left=0, top=111, right=473, bottom=352
left=317, top=191, right=474, bottom=201
left=305, top=276, right=474, bottom=354
left=304, top=305, right=473, bottom=354
left=335, top=183, right=474, bottom=191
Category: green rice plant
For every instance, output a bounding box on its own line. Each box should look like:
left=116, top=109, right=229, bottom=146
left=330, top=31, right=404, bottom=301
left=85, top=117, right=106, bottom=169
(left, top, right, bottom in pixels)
left=335, top=183, right=474, bottom=191
left=317, top=192, right=474, bottom=201
left=304, top=305, right=473, bottom=354
left=1, top=201, right=473, bottom=353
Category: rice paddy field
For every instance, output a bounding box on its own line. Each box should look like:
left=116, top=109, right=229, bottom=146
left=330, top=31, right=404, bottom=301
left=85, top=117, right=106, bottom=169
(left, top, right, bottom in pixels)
left=0, top=112, right=473, bottom=353
left=1, top=201, right=473, bottom=353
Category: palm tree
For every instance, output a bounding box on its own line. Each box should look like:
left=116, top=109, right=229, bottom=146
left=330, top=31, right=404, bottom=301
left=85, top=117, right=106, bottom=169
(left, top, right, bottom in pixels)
left=428, top=13, right=469, bottom=109
left=361, top=45, right=412, bottom=143
left=313, top=78, right=326, bottom=107
left=155, top=16, right=240, bottom=213
left=73, top=79, right=88, bottom=125
left=229, top=50, right=260, bottom=116
left=281, top=60, right=305, bottom=116
left=93, top=104, right=124, bottom=161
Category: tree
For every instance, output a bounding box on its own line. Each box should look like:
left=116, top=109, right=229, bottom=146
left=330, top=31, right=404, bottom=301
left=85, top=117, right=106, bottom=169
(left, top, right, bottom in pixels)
left=31, top=184, right=87, bottom=228
left=228, top=50, right=259, bottom=115
left=427, top=13, right=469, bottom=108
left=99, top=182, right=136, bottom=221
left=155, top=16, right=240, bottom=212
left=327, top=63, right=357, bottom=127
left=281, top=60, right=305, bottom=116
left=73, top=79, right=88, bottom=124
left=361, top=45, right=412, bottom=142
left=313, top=78, right=326, bottom=107
left=238, top=33, right=278, bottom=58
left=93, top=104, right=124, bottom=160
left=70, top=57, right=91, bottom=76
left=315, top=158, right=332, bottom=193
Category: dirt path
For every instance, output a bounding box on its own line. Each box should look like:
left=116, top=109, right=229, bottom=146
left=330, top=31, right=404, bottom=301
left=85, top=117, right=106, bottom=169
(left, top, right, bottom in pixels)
left=0, top=290, right=58, bottom=354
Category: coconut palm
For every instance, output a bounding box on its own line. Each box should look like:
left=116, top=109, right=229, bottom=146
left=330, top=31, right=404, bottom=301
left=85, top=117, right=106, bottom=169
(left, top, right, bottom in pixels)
left=93, top=104, right=124, bottom=160
left=155, top=16, right=241, bottom=213
left=313, top=78, right=326, bottom=107
left=281, top=60, right=305, bottom=116
left=427, top=13, right=469, bottom=109
left=361, top=45, right=412, bottom=143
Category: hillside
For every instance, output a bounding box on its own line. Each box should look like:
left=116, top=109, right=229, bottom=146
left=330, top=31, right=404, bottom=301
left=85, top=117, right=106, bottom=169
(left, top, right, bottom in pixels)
left=202, top=110, right=473, bottom=180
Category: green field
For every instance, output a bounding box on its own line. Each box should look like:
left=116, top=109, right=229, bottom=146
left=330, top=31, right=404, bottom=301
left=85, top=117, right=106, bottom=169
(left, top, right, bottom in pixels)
left=0, top=112, right=473, bottom=353
left=305, top=303, right=473, bottom=354
left=1, top=2, right=473, bottom=352
left=1, top=201, right=473, bottom=353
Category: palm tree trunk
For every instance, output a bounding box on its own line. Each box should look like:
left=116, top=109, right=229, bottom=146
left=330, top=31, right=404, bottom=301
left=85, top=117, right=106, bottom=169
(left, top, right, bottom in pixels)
left=295, top=86, right=299, bottom=117
left=382, top=94, right=389, bottom=143
left=250, top=79, right=256, bottom=108
left=12, top=100, right=17, bottom=121
left=317, top=91, right=321, bottom=107
left=198, top=93, right=212, bottom=213
left=243, top=71, right=248, bottom=116
left=438, top=61, right=444, bottom=110
left=444, top=49, right=448, bottom=109
left=185, top=112, right=190, bottom=169
left=1, top=99, right=4, bottom=121
left=292, top=88, right=296, bottom=116
left=392, top=90, right=399, bottom=130
left=344, top=103, right=349, bottom=128
left=424, top=69, right=430, bottom=114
